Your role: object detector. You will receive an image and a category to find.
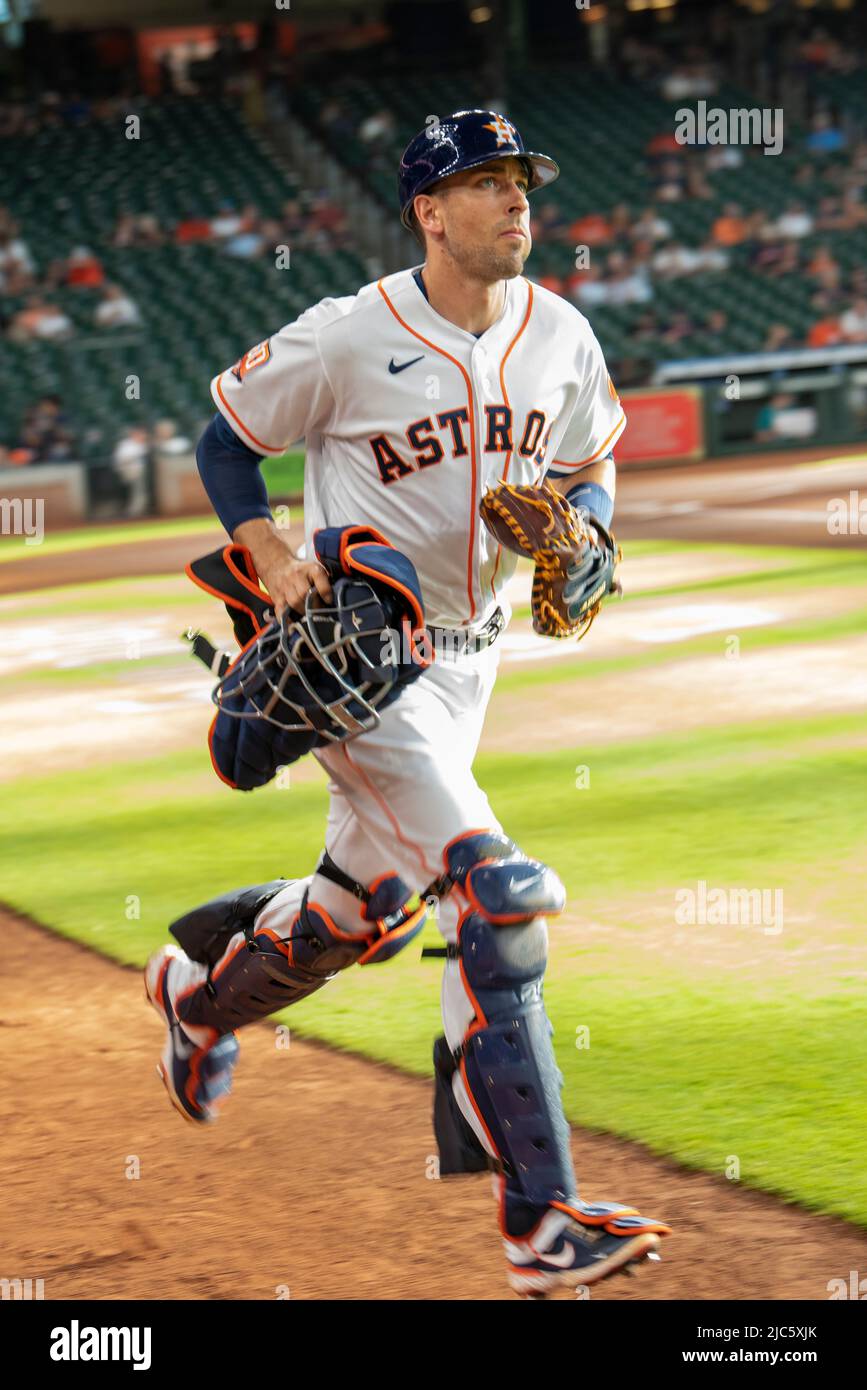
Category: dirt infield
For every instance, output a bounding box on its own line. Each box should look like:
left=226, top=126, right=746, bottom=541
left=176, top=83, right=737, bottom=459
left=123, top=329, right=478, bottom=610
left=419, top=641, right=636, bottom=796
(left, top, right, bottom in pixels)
left=4, top=909, right=867, bottom=1302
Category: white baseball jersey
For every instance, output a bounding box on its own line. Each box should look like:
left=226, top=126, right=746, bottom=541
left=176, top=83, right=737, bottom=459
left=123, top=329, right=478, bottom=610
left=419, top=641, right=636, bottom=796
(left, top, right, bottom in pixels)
left=211, top=266, right=625, bottom=630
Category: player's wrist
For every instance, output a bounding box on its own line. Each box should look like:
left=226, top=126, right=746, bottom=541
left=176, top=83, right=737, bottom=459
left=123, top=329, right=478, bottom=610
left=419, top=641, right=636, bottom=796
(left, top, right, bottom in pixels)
left=234, top=517, right=297, bottom=565
left=563, top=480, right=615, bottom=533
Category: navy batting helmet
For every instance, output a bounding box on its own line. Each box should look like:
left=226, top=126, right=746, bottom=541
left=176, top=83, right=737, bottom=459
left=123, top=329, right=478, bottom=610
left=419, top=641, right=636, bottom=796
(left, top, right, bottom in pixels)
left=398, top=110, right=559, bottom=230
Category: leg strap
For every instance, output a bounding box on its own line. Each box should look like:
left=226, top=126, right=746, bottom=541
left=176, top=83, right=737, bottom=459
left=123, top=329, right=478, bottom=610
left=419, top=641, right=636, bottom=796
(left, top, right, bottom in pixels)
left=169, top=866, right=430, bottom=1034
left=177, top=892, right=366, bottom=1033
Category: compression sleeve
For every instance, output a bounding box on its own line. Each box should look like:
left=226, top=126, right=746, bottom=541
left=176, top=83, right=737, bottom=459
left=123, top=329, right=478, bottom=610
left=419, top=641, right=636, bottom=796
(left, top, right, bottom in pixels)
left=195, top=411, right=273, bottom=537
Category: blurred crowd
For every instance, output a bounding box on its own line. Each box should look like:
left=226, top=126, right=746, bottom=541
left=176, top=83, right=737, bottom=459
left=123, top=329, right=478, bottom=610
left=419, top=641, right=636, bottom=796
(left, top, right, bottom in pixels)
left=131, top=190, right=350, bottom=257
left=0, top=186, right=349, bottom=350
left=2, top=11, right=866, bottom=495
left=0, top=401, right=191, bottom=518
left=532, top=175, right=867, bottom=351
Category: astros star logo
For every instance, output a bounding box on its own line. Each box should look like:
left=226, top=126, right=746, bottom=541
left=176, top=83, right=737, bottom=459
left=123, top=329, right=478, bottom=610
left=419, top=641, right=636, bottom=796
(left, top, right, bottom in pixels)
left=482, top=115, right=518, bottom=148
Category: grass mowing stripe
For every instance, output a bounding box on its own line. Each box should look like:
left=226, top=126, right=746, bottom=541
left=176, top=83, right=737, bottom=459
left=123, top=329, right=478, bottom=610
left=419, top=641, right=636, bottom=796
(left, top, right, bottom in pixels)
left=17, top=603, right=867, bottom=693
left=0, top=515, right=224, bottom=563
left=621, top=553, right=866, bottom=602
left=496, top=605, right=867, bottom=693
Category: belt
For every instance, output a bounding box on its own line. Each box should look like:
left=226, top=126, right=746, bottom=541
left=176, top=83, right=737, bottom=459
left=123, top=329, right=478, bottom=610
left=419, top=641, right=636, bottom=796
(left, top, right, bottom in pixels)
left=426, top=606, right=505, bottom=657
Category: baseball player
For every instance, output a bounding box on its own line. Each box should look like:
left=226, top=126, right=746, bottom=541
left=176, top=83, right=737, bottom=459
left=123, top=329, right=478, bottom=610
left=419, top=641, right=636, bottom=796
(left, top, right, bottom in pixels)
left=146, top=110, right=670, bottom=1297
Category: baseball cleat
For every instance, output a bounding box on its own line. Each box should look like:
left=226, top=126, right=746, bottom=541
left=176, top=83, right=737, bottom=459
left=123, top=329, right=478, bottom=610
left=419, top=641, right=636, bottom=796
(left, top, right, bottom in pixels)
left=505, top=1202, right=670, bottom=1298
left=144, top=945, right=239, bottom=1124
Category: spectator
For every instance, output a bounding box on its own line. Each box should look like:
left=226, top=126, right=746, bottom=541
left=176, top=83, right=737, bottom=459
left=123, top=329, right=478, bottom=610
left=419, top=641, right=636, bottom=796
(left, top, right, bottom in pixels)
left=652, top=157, right=689, bottom=201
left=630, top=207, right=672, bottom=243
left=806, top=312, right=843, bottom=348
left=685, top=164, right=712, bottom=199
left=630, top=237, right=654, bottom=274
left=814, top=196, right=845, bottom=231
left=662, top=63, right=718, bottom=101
left=535, top=272, right=565, bottom=295
left=755, top=392, right=817, bottom=442
left=651, top=240, right=700, bottom=278
left=849, top=267, right=867, bottom=298
left=763, top=323, right=798, bottom=352
left=691, top=240, right=731, bottom=272
left=112, top=426, right=151, bottom=517
left=646, top=131, right=682, bottom=158
left=94, top=284, right=141, bottom=329
left=0, top=227, right=36, bottom=294
left=567, top=263, right=610, bottom=307
left=65, top=246, right=105, bottom=288
left=632, top=310, right=660, bottom=343
left=608, top=203, right=632, bottom=239
left=568, top=210, right=612, bottom=246
left=112, top=212, right=163, bottom=247
left=705, top=145, right=743, bottom=172
left=838, top=189, right=866, bottom=229
left=225, top=223, right=267, bottom=258
left=840, top=297, right=867, bottom=343
left=175, top=215, right=213, bottom=243
left=806, top=110, right=846, bottom=155
left=773, top=201, right=814, bottom=239
left=806, top=244, right=841, bottom=292
left=764, top=243, right=801, bottom=278
left=532, top=201, right=569, bottom=243
left=8, top=295, right=73, bottom=342
left=281, top=198, right=304, bottom=237
left=604, top=250, right=652, bottom=305
left=747, top=208, right=774, bottom=242
left=704, top=309, right=729, bottom=336
left=660, top=310, right=696, bottom=345
left=16, top=396, right=75, bottom=463
left=751, top=238, right=788, bottom=273
left=308, top=194, right=346, bottom=237
left=359, top=108, right=396, bottom=147
left=712, top=203, right=749, bottom=245
left=210, top=202, right=246, bottom=239
left=153, top=419, right=192, bottom=454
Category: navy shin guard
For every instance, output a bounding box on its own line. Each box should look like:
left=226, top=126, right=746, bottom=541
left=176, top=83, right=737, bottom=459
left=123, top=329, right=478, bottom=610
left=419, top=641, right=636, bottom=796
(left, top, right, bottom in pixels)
left=443, top=835, right=577, bottom=1235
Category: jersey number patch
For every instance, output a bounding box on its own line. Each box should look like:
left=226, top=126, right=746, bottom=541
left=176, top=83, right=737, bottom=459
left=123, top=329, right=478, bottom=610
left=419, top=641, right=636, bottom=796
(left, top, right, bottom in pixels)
left=231, top=341, right=272, bottom=382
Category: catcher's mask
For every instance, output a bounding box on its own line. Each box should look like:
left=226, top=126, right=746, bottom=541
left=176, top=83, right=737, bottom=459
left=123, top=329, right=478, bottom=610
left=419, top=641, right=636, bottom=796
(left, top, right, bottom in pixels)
left=184, top=526, right=429, bottom=790
left=214, top=577, right=408, bottom=741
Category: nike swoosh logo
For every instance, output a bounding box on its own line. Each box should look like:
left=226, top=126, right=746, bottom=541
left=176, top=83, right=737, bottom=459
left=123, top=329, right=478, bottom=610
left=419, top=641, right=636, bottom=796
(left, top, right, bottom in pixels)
left=171, top=1024, right=198, bottom=1061
left=388, top=355, right=424, bottom=374
left=538, top=1241, right=578, bottom=1269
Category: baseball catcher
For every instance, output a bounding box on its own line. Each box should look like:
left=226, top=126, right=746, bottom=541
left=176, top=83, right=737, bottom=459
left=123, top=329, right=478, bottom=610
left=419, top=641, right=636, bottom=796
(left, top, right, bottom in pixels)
left=145, top=108, right=669, bottom=1298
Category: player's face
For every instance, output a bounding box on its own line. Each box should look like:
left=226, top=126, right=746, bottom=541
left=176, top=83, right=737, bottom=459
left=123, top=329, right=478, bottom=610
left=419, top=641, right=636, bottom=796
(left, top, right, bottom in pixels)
left=428, top=157, right=532, bottom=281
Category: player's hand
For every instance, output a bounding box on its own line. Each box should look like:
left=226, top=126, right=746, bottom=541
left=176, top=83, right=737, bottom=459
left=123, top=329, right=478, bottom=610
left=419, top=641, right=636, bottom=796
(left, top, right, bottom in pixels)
left=233, top=520, right=333, bottom=620
left=258, top=552, right=333, bottom=620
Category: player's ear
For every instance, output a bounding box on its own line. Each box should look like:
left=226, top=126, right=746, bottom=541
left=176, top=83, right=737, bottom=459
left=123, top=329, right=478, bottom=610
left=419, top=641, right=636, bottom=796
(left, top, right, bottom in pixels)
left=414, top=192, right=443, bottom=243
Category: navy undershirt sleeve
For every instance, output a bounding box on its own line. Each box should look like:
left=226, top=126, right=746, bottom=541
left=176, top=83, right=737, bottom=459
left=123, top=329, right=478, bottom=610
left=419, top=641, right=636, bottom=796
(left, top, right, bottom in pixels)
left=196, top=412, right=273, bottom=537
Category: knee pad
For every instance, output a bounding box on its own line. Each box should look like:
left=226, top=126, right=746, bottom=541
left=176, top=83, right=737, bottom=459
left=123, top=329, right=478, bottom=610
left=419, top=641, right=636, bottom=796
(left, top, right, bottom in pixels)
left=170, top=872, right=428, bottom=1034
left=441, top=833, right=577, bottom=1227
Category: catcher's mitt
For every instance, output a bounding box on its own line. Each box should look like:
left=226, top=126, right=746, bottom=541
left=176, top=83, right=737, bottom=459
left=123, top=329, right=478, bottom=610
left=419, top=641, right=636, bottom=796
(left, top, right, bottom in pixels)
left=480, top=479, right=621, bottom=640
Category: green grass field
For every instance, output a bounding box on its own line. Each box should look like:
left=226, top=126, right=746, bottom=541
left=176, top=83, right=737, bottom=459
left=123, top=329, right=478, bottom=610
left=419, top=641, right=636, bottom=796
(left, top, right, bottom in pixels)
left=3, top=538, right=867, bottom=1226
